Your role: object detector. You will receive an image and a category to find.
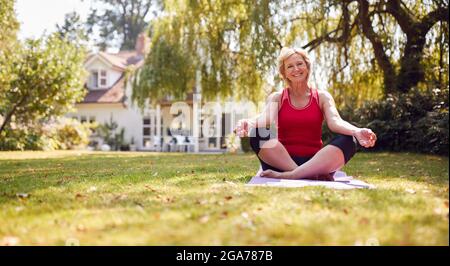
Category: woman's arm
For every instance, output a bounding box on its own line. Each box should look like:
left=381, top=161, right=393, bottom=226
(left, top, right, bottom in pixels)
left=253, top=91, right=281, bottom=128
left=235, top=91, right=281, bottom=136
left=320, top=90, right=376, bottom=148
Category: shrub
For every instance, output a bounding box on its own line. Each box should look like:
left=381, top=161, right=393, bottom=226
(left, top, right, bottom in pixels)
left=336, top=87, right=449, bottom=155
left=0, top=117, right=94, bottom=151
left=240, top=137, right=252, bottom=153
left=96, top=116, right=127, bottom=151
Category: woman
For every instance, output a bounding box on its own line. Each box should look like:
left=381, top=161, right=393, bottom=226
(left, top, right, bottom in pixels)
left=235, top=47, right=377, bottom=180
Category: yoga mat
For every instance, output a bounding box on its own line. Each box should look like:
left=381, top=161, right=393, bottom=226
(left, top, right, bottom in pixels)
left=246, top=170, right=375, bottom=190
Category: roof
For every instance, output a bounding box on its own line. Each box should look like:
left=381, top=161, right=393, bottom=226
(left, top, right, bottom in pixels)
left=81, top=50, right=144, bottom=104
left=80, top=74, right=126, bottom=104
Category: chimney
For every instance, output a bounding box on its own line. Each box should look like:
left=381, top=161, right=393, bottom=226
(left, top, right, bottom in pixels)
left=135, top=33, right=150, bottom=56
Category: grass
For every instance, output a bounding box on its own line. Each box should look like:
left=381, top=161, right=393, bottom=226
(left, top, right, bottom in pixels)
left=0, top=150, right=448, bottom=246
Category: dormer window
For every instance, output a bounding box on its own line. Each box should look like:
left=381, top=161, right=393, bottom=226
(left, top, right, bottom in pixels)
left=100, top=70, right=107, bottom=87
left=91, top=71, right=98, bottom=88
left=89, top=69, right=108, bottom=89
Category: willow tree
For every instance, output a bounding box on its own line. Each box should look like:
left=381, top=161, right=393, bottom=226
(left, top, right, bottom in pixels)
left=133, top=0, right=448, bottom=107
left=290, top=0, right=449, bottom=106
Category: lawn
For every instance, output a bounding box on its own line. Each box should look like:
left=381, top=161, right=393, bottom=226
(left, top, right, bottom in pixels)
left=0, top=151, right=448, bottom=245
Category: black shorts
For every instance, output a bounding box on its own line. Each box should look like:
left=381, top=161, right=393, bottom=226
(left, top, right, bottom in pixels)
left=249, top=127, right=357, bottom=172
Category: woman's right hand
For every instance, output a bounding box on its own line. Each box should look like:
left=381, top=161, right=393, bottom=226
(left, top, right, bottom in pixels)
left=234, top=119, right=255, bottom=137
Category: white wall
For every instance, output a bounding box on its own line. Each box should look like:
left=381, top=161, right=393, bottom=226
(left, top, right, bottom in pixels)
left=67, top=103, right=146, bottom=149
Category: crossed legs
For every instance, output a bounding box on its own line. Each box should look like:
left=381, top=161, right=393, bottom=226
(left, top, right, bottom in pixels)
left=250, top=127, right=356, bottom=179
left=259, top=139, right=345, bottom=179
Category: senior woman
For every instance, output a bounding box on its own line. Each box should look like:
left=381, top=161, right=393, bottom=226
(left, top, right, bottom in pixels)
left=235, top=47, right=377, bottom=180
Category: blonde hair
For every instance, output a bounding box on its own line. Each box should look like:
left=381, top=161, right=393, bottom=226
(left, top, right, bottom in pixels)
left=277, top=47, right=312, bottom=86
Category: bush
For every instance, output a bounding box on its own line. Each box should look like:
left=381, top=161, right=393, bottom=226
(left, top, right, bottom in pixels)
left=336, top=87, right=449, bottom=155
left=240, top=137, right=252, bottom=153
left=96, top=116, right=127, bottom=151
left=0, top=117, right=94, bottom=151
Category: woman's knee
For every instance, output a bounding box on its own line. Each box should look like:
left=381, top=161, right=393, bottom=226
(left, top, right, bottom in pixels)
left=329, top=134, right=357, bottom=163
left=249, top=127, right=276, bottom=154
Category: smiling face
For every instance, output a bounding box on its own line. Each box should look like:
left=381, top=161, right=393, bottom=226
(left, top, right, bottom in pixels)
left=283, top=53, right=309, bottom=83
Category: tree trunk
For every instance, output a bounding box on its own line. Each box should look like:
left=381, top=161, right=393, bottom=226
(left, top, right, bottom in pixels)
left=395, top=34, right=427, bottom=93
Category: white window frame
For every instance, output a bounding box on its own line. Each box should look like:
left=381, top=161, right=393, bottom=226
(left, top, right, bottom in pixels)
left=99, top=70, right=108, bottom=88
left=90, top=69, right=108, bottom=89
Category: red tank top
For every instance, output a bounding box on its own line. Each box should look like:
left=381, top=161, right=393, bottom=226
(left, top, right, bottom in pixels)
left=277, top=87, right=323, bottom=157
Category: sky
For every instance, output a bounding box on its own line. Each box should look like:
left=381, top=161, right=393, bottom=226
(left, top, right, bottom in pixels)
left=15, top=0, right=91, bottom=40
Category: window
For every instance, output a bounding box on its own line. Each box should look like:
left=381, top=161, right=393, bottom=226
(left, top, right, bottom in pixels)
left=89, top=116, right=96, bottom=123
left=80, top=116, right=87, bottom=123
left=91, top=71, right=98, bottom=88
left=90, top=69, right=107, bottom=89
left=100, top=70, right=107, bottom=87
left=143, top=117, right=153, bottom=148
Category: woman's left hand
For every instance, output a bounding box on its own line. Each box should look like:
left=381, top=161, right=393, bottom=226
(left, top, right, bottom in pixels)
left=354, top=128, right=377, bottom=148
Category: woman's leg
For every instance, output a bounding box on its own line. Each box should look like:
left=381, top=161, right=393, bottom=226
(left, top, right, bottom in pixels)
left=282, top=144, right=345, bottom=178
left=261, top=135, right=357, bottom=179
left=249, top=127, right=298, bottom=171
left=258, top=139, right=298, bottom=171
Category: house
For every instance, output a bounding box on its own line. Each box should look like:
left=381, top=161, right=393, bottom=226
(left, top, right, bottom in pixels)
left=67, top=33, right=254, bottom=152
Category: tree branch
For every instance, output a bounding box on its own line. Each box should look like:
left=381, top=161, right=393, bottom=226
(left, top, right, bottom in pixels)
left=302, top=1, right=355, bottom=51
left=418, top=4, right=449, bottom=36
left=385, top=0, right=416, bottom=34
left=357, top=0, right=396, bottom=92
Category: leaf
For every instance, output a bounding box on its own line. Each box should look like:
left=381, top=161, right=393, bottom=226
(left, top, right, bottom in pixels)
left=241, top=212, right=249, bottom=219
left=144, top=185, right=157, bottom=192
left=199, top=215, right=210, bottom=224
left=16, top=193, right=29, bottom=198
left=359, top=218, right=369, bottom=225
left=405, top=189, right=416, bottom=194
left=195, top=199, right=208, bottom=205
left=76, top=224, right=86, bottom=232
left=225, top=181, right=237, bottom=187
left=113, top=194, right=128, bottom=201
left=75, top=193, right=85, bottom=199
left=87, top=186, right=97, bottom=193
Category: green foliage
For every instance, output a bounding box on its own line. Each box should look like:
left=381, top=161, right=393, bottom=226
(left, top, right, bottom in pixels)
left=134, top=0, right=448, bottom=109
left=132, top=37, right=195, bottom=108
left=86, top=0, right=156, bottom=50
left=134, top=0, right=276, bottom=104
left=96, top=115, right=127, bottom=151
left=337, top=87, right=449, bottom=155
left=0, top=33, right=87, bottom=138
left=0, top=0, right=19, bottom=52
left=56, top=11, right=89, bottom=46
left=0, top=118, right=93, bottom=151
left=239, top=136, right=252, bottom=153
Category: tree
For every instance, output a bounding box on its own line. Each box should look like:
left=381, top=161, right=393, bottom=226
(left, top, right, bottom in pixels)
left=86, top=0, right=159, bottom=50
left=56, top=11, right=89, bottom=45
left=133, top=0, right=448, bottom=107
left=297, top=0, right=449, bottom=95
left=0, top=0, right=19, bottom=52
left=0, top=34, right=87, bottom=136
